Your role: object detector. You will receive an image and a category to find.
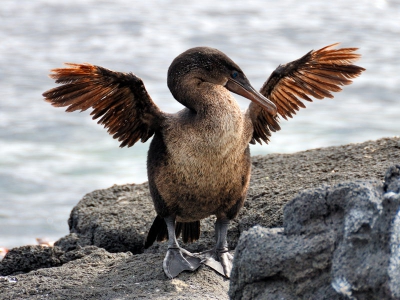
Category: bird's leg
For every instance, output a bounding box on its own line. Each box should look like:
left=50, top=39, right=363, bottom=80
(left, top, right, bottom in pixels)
left=215, top=218, right=234, bottom=277
left=199, top=218, right=233, bottom=278
left=163, top=216, right=201, bottom=279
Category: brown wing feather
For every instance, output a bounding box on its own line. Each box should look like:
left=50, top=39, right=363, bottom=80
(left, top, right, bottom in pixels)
left=43, top=63, right=164, bottom=147
left=248, top=43, right=365, bottom=144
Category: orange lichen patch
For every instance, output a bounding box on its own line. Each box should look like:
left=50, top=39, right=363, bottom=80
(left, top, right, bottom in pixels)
left=0, top=247, right=9, bottom=260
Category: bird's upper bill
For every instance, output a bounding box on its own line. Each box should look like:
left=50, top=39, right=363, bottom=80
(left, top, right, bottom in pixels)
left=225, top=77, right=277, bottom=116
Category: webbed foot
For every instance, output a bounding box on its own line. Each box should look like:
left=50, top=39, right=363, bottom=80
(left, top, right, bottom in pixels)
left=163, top=247, right=202, bottom=279
left=199, top=248, right=233, bottom=278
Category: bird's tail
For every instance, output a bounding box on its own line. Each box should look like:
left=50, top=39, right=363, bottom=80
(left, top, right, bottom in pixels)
left=144, top=215, right=200, bottom=248
left=175, top=220, right=200, bottom=243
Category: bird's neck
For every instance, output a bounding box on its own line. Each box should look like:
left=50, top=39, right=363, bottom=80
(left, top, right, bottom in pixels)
left=180, top=79, right=241, bottom=117
left=171, top=79, right=249, bottom=151
left=188, top=83, right=246, bottom=149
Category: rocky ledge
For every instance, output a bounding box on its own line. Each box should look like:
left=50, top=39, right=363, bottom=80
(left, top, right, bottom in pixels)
left=1, top=137, right=400, bottom=299
left=230, top=165, right=400, bottom=300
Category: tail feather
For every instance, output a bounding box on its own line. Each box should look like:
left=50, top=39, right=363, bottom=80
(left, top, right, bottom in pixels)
left=144, top=215, right=167, bottom=249
left=144, top=216, right=201, bottom=248
left=177, top=221, right=200, bottom=243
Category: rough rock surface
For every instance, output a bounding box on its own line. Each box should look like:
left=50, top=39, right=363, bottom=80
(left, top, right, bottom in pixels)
left=1, top=137, right=399, bottom=299
left=55, top=136, right=400, bottom=255
left=229, top=165, right=400, bottom=300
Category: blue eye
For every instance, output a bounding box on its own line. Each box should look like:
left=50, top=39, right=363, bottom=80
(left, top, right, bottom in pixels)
left=231, top=71, right=238, bottom=79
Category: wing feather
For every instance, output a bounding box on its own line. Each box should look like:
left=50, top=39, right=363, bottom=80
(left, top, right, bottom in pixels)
left=248, top=43, right=365, bottom=144
left=43, top=63, right=164, bottom=147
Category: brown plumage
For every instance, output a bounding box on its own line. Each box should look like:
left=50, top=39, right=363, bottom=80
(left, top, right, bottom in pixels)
left=249, top=43, right=365, bottom=144
left=43, top=63, right=164, bottom=147
left=43, top=44, right=364, bottom=279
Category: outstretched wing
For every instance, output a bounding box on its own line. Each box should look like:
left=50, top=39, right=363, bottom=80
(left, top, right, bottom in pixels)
left=43, top=63, right=165, bottom=147
left=248, top=43, right=365, bottom=144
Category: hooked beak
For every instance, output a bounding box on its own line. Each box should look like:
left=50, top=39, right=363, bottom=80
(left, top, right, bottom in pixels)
left=225, top=77, right=277, bottom=116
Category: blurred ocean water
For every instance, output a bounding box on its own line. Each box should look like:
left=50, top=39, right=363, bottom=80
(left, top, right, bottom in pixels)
left=1, top=0, right=399, bottom=248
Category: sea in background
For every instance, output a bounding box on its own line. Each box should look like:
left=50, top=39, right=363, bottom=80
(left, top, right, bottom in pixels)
left=1, top=0, right=399, bottom=249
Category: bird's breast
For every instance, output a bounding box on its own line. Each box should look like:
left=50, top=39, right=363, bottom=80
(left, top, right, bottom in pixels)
left=164, top=102, right=251, bottom=177
left=151, top=100, right=253, bottom=220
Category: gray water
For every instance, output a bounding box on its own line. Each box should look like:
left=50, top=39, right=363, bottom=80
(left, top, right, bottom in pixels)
left=1, top=0, right=400, bottom=249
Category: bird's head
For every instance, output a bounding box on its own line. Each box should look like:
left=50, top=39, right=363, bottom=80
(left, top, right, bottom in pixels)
left=167, top=47, right=277, bottom=115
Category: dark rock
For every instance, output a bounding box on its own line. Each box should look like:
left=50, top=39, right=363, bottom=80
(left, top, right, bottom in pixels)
left=237, top=137, right=400, bottom=235
left=66, top=184, right=155, bottom=254
left=1, top=137, right=400, bottom=299
left=0, top=248, right=230, bottom=300
left=0, top=245, right=64, bottom=276
left=63, top=137, right=400, bottom=256
left=0, top=244, right=110, bottom=277
left=384, top=164, right=400, bottom=193
left=54, top=233, right=80, bottom=252
left=59, top=245, right=108, bottom=264
left=229, top=165, right=400, bottom=300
